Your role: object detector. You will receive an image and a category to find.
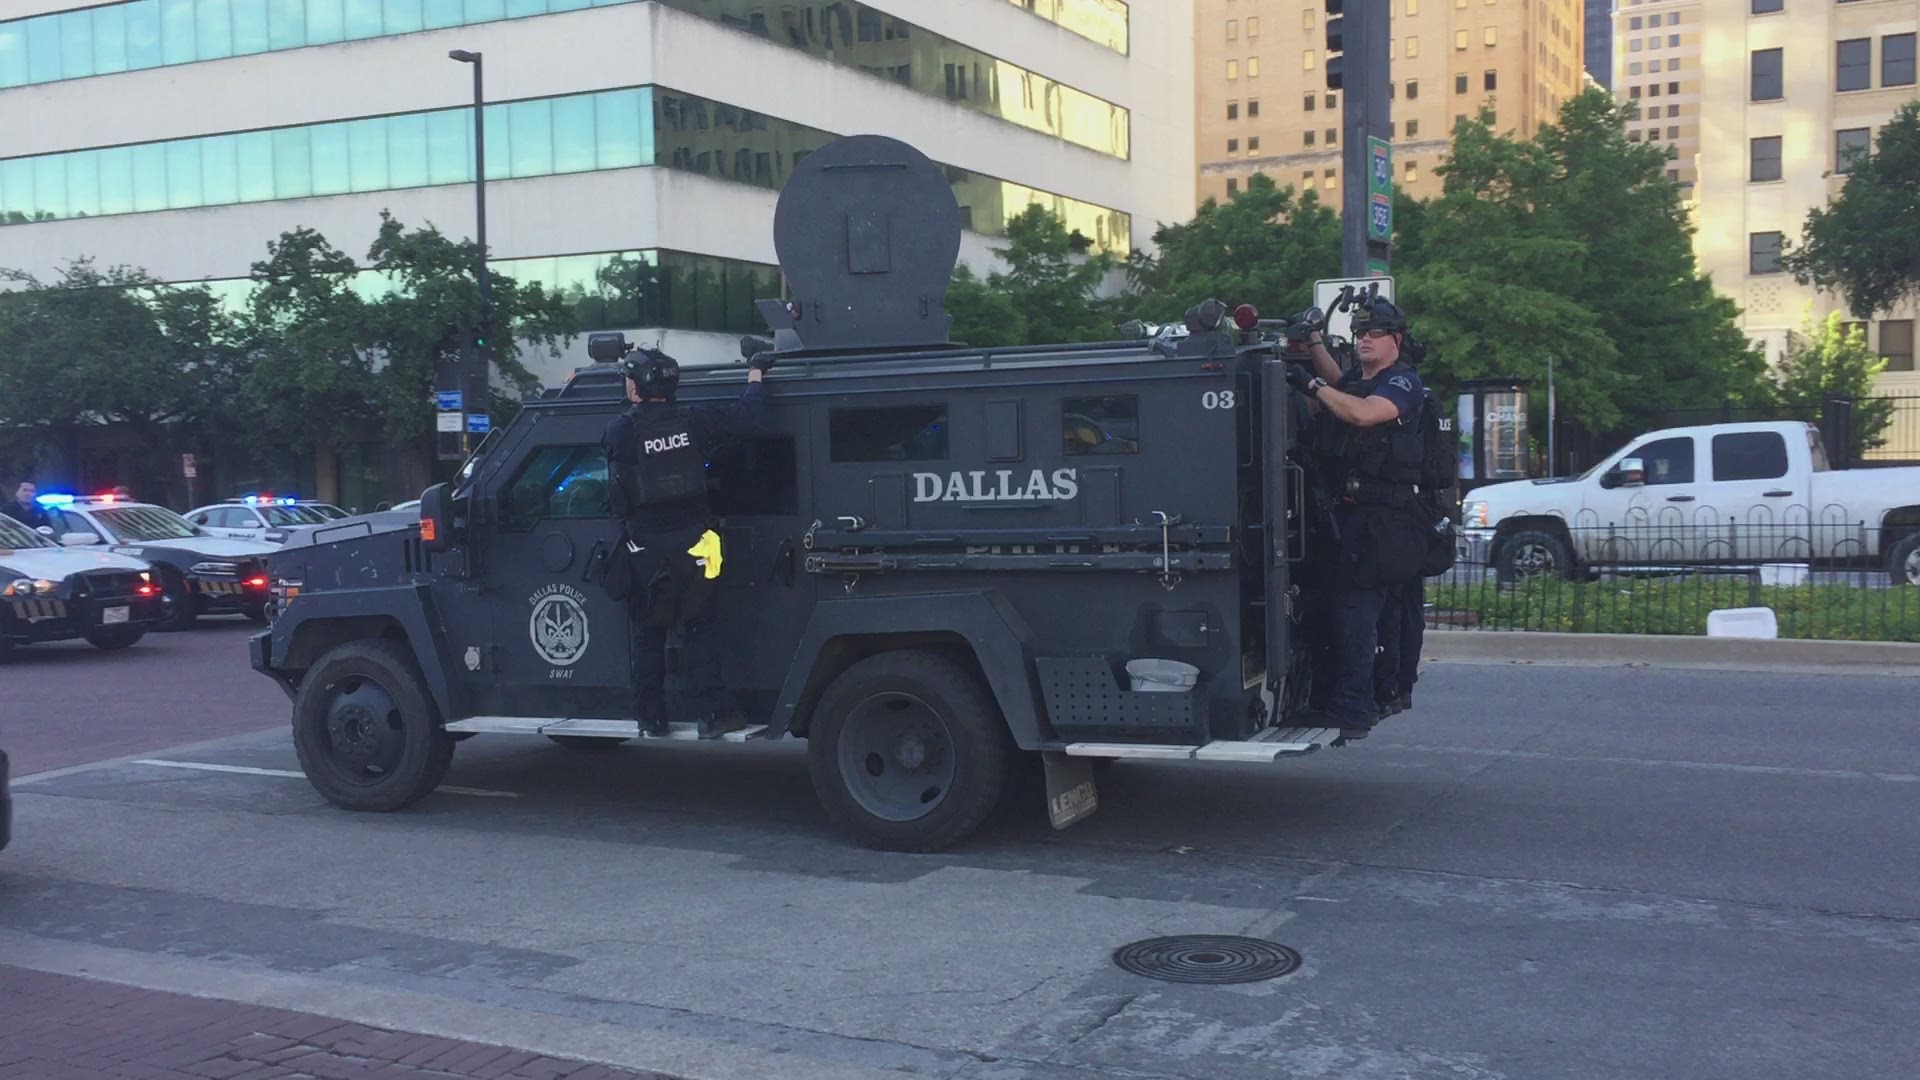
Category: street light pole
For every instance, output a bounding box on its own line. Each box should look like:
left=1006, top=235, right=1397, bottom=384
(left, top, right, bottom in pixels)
left=448, top=49, right=488, bottom=452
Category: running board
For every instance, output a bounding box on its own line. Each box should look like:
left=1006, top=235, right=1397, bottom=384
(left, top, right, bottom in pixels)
left=1062, top=726, right=1340, bottom=761
left=444, top=716, right=767, bottom=743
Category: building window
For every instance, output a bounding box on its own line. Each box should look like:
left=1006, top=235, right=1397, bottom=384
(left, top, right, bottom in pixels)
left=1228, top=101, right=1239, bottom=120
left=1455, top=72, right=1469, bottom=93
left=1630, top=16, right=1642, bottom=29
left=1226, top=178, right=1239, bottom=196
left=1668, top=59, right=1680, bottom=72
left=1630, top=85, right=1642, bottom=99
left=1836, top=128, right=1872, bottom=173
left=1228, top=138, right=1240, bottom=153
left=1750, top=136, right=1781, bottom=182
left=1484, top=27, right=1497, bottom=46
left=1749, top=232, right=1783, bottom=275
left=1227, top=59, right=1239, bottom=79
left=1249, top=99, right=1261, bottom=117
left=1651, top=84, right=1662, bottom=97
left=1248, top=136, right=1261, bottom=153
left=1227, top=19, right=1238, bottom=40
left=1327, top=128, right=1338, bottom=145
left=1837, top=39, right=1870, bottom=92
left=1668, top=81, right=1680, bottom=94
left=1303, top=171, right=1315, bottom=189
left=1455, top=29, right=1467, bottom=50
left=1304, top=92, right=1316, bottom=111
left=1408, top=0, right=1419, bottom=14
left=1407, top=79, right=1419, bottom=99
left=1886, top=33, right=1917, bottom=87
left=830, top=405, right=950, bottom=463
left=1407, top=118, right=1420, bottom=136
left=1668, top=34, right=1679, bottom=48
left=1668, top=105, right=1681, bottom=118
left=1303, top=8, right=1315, bottom=30
left=1629, top=130, right=1643, bottom=142
left=1404, top=160, right=1419, bottom=182
left=1752, top=0, right=1783, bottom=12
left=1484, top=69, right=1497, bottom=90
left=1882, top=321, right=1916, bottom=373
left=1407, top=36, right=1420, bottom=58
left=1305, top=130, right=1316, bottom=146
left=1668, top=168, right=1680, bottom=181
left=1629, top=62, right=1642, bottom=75
left=1302, top=50, right=1313, bottom=70
left=1248, top=57, right=1260, bottom=77
left=1327, top=93, right=1337, bottom=108
left=1063, top=397, right=1140, bottom=456
left=1751, top=48, right=1783, bottom=101
left=1325, top=168, right=1337, bottom=187
left=1630, top=39, right=1641, bottom=53
left=1668, top=125, right=1680, bottom=139
left=1248, top=17, right=1260, bottom=37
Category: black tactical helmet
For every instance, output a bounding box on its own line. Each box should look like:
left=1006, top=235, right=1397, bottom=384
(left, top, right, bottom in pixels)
left=620, top=348, right=680, bottom=400
left=1350, top=296, right=1410, bottom=336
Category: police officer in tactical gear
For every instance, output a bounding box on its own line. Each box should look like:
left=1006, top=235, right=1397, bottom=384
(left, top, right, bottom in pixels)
left=601, top=347, right=771, bottom=738
left=1287, top=297, right=1429, bottom=739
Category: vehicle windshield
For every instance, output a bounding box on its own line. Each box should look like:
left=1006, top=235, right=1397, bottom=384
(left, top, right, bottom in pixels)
left=305, top=504, right=350, bottom=520
left=263, top=505, right=328, bottom=526
left=0, top=515, right=54, bottom=549
left=94, top=506, right=201, bottom=541
left=453, top=428, right=504, bottom=497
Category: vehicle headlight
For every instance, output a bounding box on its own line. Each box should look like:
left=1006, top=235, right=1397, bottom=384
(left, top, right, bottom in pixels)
left=190, top=561, right=239, bottom=575
left=2, top=578, right=56, bottom=597
left=1463, top=500, right=1490, bottom=529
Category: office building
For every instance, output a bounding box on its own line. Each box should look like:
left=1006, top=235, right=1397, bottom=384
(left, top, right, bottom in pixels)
left=1692, top=0, right=1917, bottom=395
left=1611, top=0, right=1699, bottom=192
left=0, top=0, right=1195, bottom=388
left=1585, top=0, right=1611, bottom=87
left=1194, top=0, right=1588, bottom=210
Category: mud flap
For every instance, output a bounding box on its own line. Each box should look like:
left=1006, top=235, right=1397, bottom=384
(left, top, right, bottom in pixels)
left=1042, top=751, right=1099, bottom=830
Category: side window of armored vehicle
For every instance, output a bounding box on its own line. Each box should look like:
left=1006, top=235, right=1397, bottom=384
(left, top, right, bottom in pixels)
left=501, top=445, right=611, bottom=529
left=1062, top=395, right=1140, bottom=456
left=709, top=437, right=800, bottom=516
left=828, top=404, right=950, bottom=463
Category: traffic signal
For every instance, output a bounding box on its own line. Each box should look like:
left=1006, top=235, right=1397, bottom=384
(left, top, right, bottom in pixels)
left=1324, top=0, right=1344, bottom=91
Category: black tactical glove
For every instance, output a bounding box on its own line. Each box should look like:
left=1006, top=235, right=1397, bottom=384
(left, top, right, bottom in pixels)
left=748, top=350, right=777, bottom=373
left=1283, top=364, right=1318, bottom=395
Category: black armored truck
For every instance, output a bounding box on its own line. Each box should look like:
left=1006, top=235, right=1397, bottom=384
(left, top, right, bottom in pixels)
left=253, top=135, right=1371, bottom=852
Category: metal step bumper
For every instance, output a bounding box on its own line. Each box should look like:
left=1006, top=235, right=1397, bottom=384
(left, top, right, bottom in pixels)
left=443, top=716, right=768, bottom=742
left=1058, top=726, right=1342, bottom=762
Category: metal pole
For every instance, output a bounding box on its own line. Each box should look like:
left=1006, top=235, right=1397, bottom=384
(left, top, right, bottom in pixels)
left=1340, top=0, right=1391, bottom=277
left=1547, top=357, right=1557, bottom=476
left=468, top=53, right=488, bottom=452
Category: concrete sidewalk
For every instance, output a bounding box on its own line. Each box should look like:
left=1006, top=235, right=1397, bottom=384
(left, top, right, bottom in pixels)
left=0, top=966, right=674, bottom=1080
left=1422, top=627, right=1920, bottom=674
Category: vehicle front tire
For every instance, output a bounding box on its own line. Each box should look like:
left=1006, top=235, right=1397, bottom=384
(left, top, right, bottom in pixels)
left=1890, top=533, right=1920, bottom=586
left=292, top=639, right=453, bottom=812
left=242, top=603, right=268, bottom=623
left=807, top=650, right=1009, bottom=852
left=83, top=626, right=146, bottom=651
left=1495, top=529, right=1576, bottom=583
left=155, top=567, right=198, bottom=632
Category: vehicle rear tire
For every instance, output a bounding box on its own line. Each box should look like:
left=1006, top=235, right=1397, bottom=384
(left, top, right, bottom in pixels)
left=807, top=650, right=1009, bottom=852
left=155, top=567, right=198, bottom=632
left=547, top=734, right=629, bottom=750
left=83, top=626, right=146, bottom=651
left=1495, top=529, right=1576, bottom=583
left=242, top=603, right=268, bottom=623
left=292, top=639, right=453, bottom=812
left=1889, top=533, right=1920, bottom=586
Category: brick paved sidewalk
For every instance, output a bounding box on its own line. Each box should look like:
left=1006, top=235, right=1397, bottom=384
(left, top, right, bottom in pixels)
left=0, top=966, right=677, bottom=1080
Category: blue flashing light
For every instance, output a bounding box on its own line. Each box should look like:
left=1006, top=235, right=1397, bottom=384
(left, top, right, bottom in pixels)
left=35, top=493, right=75, bottom=507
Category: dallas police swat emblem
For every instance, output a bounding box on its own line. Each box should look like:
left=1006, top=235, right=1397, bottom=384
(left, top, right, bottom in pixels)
left=528, top=584, right=590, bottom=672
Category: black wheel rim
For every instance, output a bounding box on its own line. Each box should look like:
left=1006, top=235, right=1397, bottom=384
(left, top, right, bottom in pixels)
left=836, top=691, right=955, bottom=822
left=320, top=676, right=406, bottom=785
left=1905, top=547, right=1920, bottom=585
left=1512, top=541, right=1559, bottom=575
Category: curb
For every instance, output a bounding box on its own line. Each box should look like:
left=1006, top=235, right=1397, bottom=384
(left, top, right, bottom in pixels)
left=1421, top=629, right=1920, bottom=674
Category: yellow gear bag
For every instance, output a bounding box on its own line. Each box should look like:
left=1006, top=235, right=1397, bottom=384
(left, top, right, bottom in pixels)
left=686, top=529, right=724, bottom=580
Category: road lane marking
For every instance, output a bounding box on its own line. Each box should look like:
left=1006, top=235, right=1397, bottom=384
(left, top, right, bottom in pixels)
left=129, top=759, right=519, bottom=798
left=1385, top=744, right=1920, bottom=784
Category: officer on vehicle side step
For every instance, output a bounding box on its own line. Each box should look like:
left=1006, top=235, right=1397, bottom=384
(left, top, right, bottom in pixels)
left=601, top=346, right=773, bottom=739
left=1286, top=297, right=1433, bottom=741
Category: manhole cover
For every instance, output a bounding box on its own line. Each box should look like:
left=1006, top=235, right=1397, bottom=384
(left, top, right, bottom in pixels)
left=1112, top=935, right=1301, bottom=985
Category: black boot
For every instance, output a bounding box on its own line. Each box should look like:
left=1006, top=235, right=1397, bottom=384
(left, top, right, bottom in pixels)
left=696, top=710, right=748, bottom=741
left=637, top=716, right=670, bottom=738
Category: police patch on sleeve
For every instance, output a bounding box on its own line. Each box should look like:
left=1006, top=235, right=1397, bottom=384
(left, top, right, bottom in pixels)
left=1388, top=375, right=1414, bottom=392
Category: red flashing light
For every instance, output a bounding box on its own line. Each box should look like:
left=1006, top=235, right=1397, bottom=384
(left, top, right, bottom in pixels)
left=96, top=493, right=117, bottom=505
left=136, top=584, right=156, bottom=596
left=1233, top=304, right=1260, bottom=331
left=244, top=575, right=268, bottom=589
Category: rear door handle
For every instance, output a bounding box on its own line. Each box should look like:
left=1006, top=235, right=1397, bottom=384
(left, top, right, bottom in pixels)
left=1665, top=495, right=1695, bottom=503
left=1762, top=490, right=1793, bottom=498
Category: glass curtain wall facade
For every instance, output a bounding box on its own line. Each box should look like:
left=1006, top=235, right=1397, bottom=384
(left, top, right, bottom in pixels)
left=1004, top=0, right=1128, bottom=54
left=0, top=85, right=1130, bottom=249
left=1, top=0, right=1128, bottom=156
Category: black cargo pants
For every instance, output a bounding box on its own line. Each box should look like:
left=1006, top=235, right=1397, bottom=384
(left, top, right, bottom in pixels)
left=625, top=525, right=725, bottom=727
left=1374, top=579, right=1424, bottom=704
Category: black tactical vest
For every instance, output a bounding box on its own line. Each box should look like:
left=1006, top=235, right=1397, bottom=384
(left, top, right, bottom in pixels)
left=1312, top=363, right=1424, bottom=493
left=621, top=407, right=708, bottom=508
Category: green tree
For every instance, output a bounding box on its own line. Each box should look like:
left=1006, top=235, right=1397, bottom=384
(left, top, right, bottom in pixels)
left=1125, top=173, right=1340, bottom=323
left=945, top=264, right=1026, bottom=346
left=1775, top=308, right=1895, bottom=461
left=1782, top=101, right=1920, bottom=319
left=943, top=205, right=1118, bottom=346
left=241, top=228, right=383, bottom=466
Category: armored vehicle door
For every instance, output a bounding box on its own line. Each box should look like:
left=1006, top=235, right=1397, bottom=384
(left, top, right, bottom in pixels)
left=476, top=408, right=632, bottom=717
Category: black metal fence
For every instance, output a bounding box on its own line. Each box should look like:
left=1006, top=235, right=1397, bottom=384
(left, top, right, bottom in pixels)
left=1432, top=520, right=1920, bottom=642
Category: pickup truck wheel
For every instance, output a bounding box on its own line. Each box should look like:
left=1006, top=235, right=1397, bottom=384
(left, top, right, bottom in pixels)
left=83, top=626, right=146, bottom=651
left=292, top=639, right=453, bottom=812
left=1890, top=533, right=1920, bottom=586
left=1496, top=530, right=1575, bottom=583
left=808, top=651, right=1009, bottom=852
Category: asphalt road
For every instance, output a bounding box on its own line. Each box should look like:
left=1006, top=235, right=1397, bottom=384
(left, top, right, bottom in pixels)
left=3, top=636, right=1918, bottom=1080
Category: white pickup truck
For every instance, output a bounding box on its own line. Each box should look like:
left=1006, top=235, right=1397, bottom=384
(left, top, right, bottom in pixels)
left=1460, top=421, right=1920, bottom=584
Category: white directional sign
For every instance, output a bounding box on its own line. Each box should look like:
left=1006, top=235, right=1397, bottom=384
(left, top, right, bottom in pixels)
left=436, top=412, right=464, bottom=433
left=1313, top=276, right=1396, bottom=345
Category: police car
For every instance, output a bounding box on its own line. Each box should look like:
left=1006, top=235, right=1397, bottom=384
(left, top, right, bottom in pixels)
left=40, top=494, right=276, bottom=630
left=1, top=510, right=165, bottom=657
left=184, top=497, right=335, bottom=543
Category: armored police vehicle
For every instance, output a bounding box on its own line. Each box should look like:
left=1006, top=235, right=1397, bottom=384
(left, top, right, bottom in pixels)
left=253, top=135, right=1350, bottom=852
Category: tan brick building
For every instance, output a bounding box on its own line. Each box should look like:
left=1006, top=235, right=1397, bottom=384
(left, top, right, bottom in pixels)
left=1612, top=0, right=1701, bottom=193
left=1194, top=0, right=1588, bottom=210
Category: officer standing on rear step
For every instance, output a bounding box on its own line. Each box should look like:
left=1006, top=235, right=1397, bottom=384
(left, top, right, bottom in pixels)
left=602, top=347, right=772, bottom=739
left=1287, top=297, right=1430, bottom=741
